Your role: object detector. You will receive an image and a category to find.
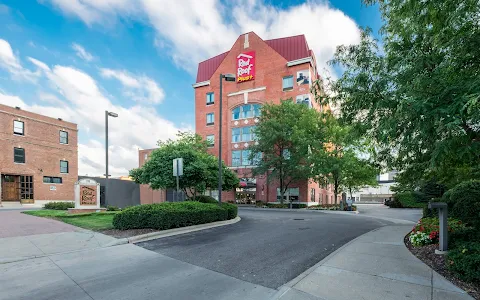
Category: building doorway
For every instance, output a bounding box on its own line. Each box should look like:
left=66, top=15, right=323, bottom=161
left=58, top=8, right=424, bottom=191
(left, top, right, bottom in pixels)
left=1, top=175, right=19, bottom=201
left=1, top=175, right=34, bottom=202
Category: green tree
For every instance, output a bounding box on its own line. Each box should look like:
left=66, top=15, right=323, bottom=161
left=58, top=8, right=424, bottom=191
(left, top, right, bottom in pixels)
left=130, top=132, right=239, bottom=198
left=249, top=100, right=321, bottom=205
left=315, top=0, right=480, bottom=189
left=310, top=113, right=377, bottom=207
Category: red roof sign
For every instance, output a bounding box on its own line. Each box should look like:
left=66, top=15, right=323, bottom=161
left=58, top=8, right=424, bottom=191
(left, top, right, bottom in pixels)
left=236, top=51, right=255, bottom=83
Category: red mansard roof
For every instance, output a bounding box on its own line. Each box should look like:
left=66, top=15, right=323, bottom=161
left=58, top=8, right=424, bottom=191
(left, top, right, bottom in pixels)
left=195, top=33, right=312, bottom=83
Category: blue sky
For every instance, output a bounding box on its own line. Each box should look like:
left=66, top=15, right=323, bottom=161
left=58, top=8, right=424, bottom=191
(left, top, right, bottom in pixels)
left=0, top=0, right=382, bottom=176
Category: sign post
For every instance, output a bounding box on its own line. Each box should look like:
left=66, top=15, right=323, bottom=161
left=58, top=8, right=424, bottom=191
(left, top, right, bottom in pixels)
left=173, top=158, right=183, bottom=202
left=428, top=202, right=448, bottom=254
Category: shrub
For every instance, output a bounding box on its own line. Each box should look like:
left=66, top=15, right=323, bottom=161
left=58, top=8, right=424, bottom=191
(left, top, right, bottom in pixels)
left=106, top=205, right=121, bottom=211
left=449, top=227, right=479, bottom=249
left=410, top=231, right=432, bottom=246
left=112, top=202, right=234, bottom=230
left=266, top=203, right=307, bottom=209
left=448, top=180, right=480, bottom=229
left=447, top=242, right=480, bottom=282
left=221, top=202, right=238, bottom=219
left=412, top=217, right=466, bottom=236
left=394, top=192, right=426, bottom=208
left=386, top=198, right=403, bottom=208
left=44, top=201, right=74, bottom=210
left=188, top=195, right=218, bottom=204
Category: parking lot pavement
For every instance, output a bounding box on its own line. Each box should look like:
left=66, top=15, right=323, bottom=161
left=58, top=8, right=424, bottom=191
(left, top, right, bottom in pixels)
left=138, top=207, right=391, bottom=289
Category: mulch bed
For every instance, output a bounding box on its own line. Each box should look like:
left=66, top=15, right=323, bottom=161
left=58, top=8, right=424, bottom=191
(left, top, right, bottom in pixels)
left=404, top=234, right=480, bottom=299
left=100, top=228, right=159, bottom=238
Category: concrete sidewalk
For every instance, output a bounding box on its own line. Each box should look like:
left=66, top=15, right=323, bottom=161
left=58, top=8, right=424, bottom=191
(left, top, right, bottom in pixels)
left=0, top=230, right=118, bottom=264
left=276, top=225, right=474, bottom=300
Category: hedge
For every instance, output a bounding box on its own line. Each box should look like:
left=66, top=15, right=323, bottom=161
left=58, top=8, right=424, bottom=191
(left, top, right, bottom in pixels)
left=44, top=201, right=75, bottom=210
left=447, top=241, right=480, bottom=283
left=112, top=201, right=237, bottom=230
left=393, top=192, right=426, bottom=208
left=448, top=180, right=480, bottom=229
left=187, top=195, right=218, bottom=204
left=266, top=203, right=307, bottom=209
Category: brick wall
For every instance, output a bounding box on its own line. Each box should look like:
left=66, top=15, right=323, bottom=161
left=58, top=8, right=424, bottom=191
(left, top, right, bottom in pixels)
left=0, top=104, right=78, bottom=202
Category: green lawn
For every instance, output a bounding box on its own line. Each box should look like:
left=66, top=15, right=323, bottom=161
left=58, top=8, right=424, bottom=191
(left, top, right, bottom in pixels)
left=23, top=210, right=117, bottom=230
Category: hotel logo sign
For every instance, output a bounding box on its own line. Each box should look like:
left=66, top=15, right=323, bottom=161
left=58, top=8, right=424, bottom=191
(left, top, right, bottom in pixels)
left=237, top=51, right=255, bottom=83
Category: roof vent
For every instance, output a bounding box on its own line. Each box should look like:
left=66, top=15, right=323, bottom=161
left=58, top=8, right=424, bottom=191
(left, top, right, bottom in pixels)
left=58, top=118, right=63, bottom=121
left=15, top=106, right=21, bottom=110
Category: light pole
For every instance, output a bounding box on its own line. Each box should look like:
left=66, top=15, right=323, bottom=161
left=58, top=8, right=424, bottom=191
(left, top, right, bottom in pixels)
left=105, top=110, right=118, bottom=207
left=218, top=73, right=236, bottom=206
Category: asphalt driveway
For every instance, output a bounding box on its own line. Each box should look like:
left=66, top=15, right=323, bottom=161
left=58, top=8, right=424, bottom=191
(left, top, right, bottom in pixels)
left=138, top=208, right=392, bottom=289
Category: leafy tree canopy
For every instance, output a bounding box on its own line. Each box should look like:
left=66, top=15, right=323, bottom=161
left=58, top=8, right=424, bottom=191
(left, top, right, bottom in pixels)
left=316, top=0, right=480, bottom=189
left=130, top=132, right=239, bottom=197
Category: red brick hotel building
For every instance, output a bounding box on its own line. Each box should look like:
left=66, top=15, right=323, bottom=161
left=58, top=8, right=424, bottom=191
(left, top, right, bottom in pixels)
left=194, top=32, right=338, bottom=205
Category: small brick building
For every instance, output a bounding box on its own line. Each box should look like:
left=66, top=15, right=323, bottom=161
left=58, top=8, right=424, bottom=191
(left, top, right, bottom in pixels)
left=0, top=104, right=78, bottom=205
left=139, top=32, right=339, bottom=205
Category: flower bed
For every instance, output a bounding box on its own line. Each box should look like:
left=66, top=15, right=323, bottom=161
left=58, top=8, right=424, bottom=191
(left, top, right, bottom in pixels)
left=308, top=204, right=357, bottom=211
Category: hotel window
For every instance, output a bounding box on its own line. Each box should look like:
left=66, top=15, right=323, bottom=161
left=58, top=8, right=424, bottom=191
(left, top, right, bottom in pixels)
left=43, top=176, right=63, bottom=184
left=242, top=126, right=251, bottom=142
left=232, top=104, right=262, bottom=120
left=13, top=120, right=24, bottom=135
left=232, top=128, right=241, bottom=143
left=232, top=150, right=241, bottom=167
left=282, top=76, right=293, bottom=91
left=206, top=113, right=214, bottom=125
left=206, top=134, right=214, bottom=147
left=253, top=104, right=261, bottom=117
left=60, top=160, right=69, bottom=173
left=206, top=92, right=214, bottom=105
left=276, top=187, right=299, bottom=201
left=311, top=188, right=316, bottom=202
left=241, top=150, right=251, bottom=166
left=296, top=94, right=312, bottom=108
left=242, top=104, right=253, bottom=119
left=60, top=130, right=68, bottom=144
left=14, top=147, right=25, bottom=163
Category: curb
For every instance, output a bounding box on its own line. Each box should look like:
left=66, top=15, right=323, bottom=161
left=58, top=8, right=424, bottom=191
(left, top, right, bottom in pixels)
left=126, top=216, right=241, bottom=244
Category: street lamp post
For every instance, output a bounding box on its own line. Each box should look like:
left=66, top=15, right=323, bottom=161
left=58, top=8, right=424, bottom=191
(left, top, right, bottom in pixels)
left=105, top=110, right=118, bottom=207
left=218, top=73, right=236, bottom=206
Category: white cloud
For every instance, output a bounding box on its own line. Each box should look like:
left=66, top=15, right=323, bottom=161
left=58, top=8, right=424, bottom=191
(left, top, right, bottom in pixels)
left=0, top=39, right=40, bottom=81
left=44, top=0, right=361, bottom=77
left=71, top=43, right=94, bottom=62
left=100, top=68, right=165, bottom=104
left=0, top=42, right=186, bottom=176
left=28, top=57, right=51, bottom=71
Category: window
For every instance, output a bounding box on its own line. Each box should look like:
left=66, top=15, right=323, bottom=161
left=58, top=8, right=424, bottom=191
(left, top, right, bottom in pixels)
left=282, top=149, right=291, bottom=160
left=232, top=128, right=241, bottom=143
left=232, top=104, right=262, bottom=120
left=14, top=147, right=25, bottom=163
left=296, top=94, right=312, bottom=108
left=60, top=160, right=69, bottom=173
left=206, top=92, right=214, bottom=105
left=276, top=187, right=300, bottom=202
left=310, top=188, right=316, bottom=202
left=241, top=150, right=251, bottom=166
left=232, top=150, right=258, bottom=166
left=282, top=76, right=293, bottom=90
left=232, top=150, right=241, bottom=167
left=144, top=153, right=148, bottom=161
left=242, top=126, right=251, bottom=142
left=20, top=176, right=34, bottom=200
left=242, top=104, right=252, bottom=119
left=13, top=120, right=24, bottom=135
left=253, top=104, right=261, bottom=117
left=59, top=130, right=68, bottom=144
left=206, top=113, right=214, bottom=125
left=43, top=176, right=63, bottom=184
left=206, top=134, right=214, bottom=147
left=232, top=107, right=241, bottom=120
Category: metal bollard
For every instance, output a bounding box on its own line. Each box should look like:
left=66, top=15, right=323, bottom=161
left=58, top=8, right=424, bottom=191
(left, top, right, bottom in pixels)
left=428, top=202, right=448, bottom=254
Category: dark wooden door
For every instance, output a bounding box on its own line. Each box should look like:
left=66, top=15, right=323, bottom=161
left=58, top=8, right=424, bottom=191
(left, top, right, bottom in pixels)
left=2, top=176, right=19, bottom=201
